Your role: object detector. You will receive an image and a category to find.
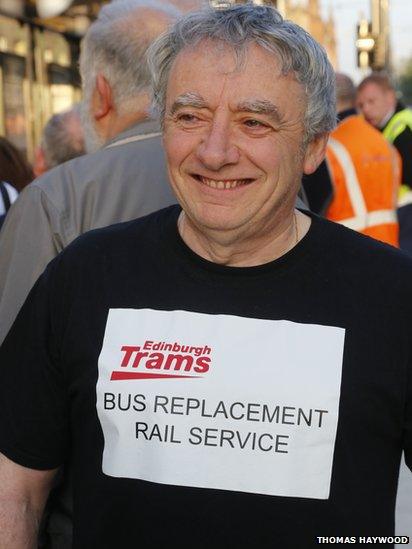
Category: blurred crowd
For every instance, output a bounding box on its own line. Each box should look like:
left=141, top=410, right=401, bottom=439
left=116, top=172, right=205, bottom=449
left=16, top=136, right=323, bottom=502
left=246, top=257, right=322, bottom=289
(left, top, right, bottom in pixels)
left=0, top=105, right=85, bottom=228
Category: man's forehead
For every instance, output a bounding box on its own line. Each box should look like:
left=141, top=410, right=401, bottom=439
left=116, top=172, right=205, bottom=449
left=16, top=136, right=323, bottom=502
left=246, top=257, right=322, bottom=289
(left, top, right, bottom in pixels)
left=360, top=82, right=387, bottom=97
left=166, top=41, right=302, bottom=113
left=170, top=39, right=284, bottom=79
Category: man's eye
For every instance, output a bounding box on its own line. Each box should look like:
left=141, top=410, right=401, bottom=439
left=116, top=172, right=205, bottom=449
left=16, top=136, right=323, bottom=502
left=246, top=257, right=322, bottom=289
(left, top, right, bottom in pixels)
left=244, top=119, right=266, bottom=128
left=177, top=113, right=198, bottom=123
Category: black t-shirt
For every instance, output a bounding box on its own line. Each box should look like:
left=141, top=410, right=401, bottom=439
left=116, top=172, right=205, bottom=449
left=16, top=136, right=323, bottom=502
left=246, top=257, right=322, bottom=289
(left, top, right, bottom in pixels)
left=0, top=205, right=412, bottom=548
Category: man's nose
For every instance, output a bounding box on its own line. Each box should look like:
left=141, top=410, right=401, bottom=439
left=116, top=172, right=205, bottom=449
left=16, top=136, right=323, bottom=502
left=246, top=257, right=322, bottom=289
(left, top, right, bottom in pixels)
left=196, top=120, right=240, bottom=171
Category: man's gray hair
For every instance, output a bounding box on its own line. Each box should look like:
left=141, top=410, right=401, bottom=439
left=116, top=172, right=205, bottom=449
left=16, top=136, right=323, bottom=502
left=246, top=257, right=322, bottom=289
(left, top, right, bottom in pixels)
left=148, top=3, right=336, bottom=142
left=41, top=105, right=85, bottom=169
left=79, top=0, right=181, bottom=114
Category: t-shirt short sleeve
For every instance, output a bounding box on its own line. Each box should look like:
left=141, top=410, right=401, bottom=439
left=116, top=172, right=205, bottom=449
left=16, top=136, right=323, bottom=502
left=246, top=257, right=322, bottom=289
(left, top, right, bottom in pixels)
left=0, top=257, right=69, bottom=470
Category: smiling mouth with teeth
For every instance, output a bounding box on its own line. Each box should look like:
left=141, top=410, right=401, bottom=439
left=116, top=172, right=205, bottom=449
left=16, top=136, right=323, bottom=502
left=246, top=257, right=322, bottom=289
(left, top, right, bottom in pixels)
left=193, top=175, right=254, bottom=190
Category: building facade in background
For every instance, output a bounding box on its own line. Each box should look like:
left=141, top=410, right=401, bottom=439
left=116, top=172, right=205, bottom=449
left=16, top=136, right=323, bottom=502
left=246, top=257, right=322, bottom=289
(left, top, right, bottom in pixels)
left=281, top=0, right=337, bottom=69
left=0, top=0, right=95, bottom=161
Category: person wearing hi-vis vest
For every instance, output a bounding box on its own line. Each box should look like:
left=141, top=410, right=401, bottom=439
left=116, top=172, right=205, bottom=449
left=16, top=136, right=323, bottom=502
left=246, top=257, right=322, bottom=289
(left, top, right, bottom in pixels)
left=357, top=73, right=412, bottom=252
left=303, top=72, right=400, bottom=247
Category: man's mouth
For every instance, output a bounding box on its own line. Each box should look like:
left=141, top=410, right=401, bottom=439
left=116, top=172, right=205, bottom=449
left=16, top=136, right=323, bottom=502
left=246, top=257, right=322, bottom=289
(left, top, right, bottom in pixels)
left=192, top=175, right=254, bottom=190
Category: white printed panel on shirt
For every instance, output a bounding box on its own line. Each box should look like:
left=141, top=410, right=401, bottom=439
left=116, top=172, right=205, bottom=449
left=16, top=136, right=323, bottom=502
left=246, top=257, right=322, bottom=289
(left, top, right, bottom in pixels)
left=96, top=308, right=345, bottom=500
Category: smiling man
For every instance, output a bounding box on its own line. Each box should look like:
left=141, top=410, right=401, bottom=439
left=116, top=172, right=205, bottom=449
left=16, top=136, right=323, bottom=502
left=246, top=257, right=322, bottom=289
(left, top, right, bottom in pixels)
left=0, top=5, right=412, bottom=549
left=161, top=40, right=320, bottom=264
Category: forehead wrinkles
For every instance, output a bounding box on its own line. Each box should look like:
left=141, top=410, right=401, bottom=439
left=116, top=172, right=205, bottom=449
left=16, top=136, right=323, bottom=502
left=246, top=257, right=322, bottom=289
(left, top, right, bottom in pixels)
left=191, top=40, right=240, bottom=77
left=166, top=41, right=305, bottom=121
left=169, top=40, right=285, bottom=99
left=173, top=39, right=284, bottom=82
left=166, top=44, right=238, bottom=114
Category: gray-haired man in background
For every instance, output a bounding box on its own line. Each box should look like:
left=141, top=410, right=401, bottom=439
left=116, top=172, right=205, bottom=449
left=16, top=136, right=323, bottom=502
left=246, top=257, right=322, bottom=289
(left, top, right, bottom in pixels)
left=0, top=0, right=178, bottom=346
left=0, top=4, right=411, bottom=548
left=33, top=105, right=85, bottom=178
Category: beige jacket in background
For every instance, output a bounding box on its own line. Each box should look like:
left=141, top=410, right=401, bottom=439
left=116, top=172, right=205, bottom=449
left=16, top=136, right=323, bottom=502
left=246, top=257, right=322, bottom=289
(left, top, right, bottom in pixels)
left=0, top=119, right=176, bottom=345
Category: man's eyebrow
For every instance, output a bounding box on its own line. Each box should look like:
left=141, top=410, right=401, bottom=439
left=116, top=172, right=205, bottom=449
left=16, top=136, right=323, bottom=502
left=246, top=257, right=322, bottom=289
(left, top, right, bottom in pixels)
left=169, top=92, right=208, bottom=116
left=236, top=99, right=281, bottom=123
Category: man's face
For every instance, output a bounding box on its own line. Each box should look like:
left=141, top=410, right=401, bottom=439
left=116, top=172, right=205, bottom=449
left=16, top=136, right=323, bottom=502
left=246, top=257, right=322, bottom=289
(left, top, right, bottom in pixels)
left=163, top=41, right=325, bottom=241
left=356, top=82, right=396, bottom=128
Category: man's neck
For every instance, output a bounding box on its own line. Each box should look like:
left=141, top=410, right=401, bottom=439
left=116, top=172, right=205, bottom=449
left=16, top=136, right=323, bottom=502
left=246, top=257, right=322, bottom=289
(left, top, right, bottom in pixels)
left=177, top=210, right=311, bottom=267
left=106, top=110, right=150, bottom=142
left=337, top=107, right=357, bottom=123
left=379, top=108, right=395, bottom=129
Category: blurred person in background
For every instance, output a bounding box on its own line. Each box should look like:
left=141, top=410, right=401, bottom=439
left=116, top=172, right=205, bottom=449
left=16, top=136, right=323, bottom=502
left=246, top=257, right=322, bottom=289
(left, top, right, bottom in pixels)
left=33, top=105, right=85, bottom=177
left=0, top=0, right=179, bottom=349
left=0, top=180, right=18, bottom=230
left=0, top=136, right=33, bottom=229
left=303, top=73, right=400, bottom=247
left=357, top=73, right=412, bottom=252
left=0, top=136, right=33, bottom=193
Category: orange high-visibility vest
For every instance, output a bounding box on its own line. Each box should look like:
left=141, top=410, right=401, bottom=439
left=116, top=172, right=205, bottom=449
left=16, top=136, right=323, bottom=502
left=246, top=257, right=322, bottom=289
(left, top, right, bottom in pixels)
left=326, top=115, right=400, bottom=247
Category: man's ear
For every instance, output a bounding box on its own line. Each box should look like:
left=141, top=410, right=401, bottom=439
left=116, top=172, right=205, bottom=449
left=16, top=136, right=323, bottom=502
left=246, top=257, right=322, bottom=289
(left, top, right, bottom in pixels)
left=303, top=133, right=329, bottom=175
left=92, top=74, right=113, bottom=121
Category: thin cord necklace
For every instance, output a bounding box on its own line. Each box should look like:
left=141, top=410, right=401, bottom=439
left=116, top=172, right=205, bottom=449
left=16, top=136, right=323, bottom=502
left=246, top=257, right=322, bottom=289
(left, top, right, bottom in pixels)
left=293, top=211, right=299, bottom=246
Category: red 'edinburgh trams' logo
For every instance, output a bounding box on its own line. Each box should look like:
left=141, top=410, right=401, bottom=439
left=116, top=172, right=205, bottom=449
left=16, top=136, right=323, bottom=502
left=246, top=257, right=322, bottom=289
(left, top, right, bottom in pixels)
left=110, top=339, right=212, bottom=380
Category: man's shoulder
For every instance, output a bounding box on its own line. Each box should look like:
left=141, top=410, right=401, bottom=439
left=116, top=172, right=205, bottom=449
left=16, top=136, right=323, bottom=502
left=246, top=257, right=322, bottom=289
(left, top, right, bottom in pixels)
left=388, top=107, right=412, bottom=138
left=60, top=205, right=179, bottom=260
left=391, top=116, right=412, bottom=169
left=393, top=118, right=412, bottom=141
left=334, top=114, right=389, bottom=146
left=33, top=132, right=165, bottom=191
left=393, top=104, right=412, bottom=118
left=314, top=214, right=412, bottom=281
left=23, top=128, right=169, bottom=226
